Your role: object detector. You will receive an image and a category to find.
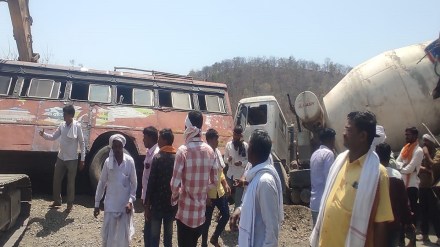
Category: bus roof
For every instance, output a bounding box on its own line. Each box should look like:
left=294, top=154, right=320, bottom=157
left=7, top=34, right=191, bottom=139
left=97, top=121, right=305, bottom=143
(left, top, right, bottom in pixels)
left=0, top=60, right=227, bottom=89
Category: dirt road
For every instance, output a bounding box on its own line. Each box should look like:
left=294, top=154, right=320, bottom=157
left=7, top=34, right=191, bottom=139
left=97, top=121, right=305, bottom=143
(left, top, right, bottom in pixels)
left=17, top=195, right=311, bottom=247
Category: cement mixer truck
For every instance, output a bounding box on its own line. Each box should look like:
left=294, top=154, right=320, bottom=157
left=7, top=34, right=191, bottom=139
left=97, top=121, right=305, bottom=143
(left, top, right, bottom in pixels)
left=235, top=38, right=440, bottom=205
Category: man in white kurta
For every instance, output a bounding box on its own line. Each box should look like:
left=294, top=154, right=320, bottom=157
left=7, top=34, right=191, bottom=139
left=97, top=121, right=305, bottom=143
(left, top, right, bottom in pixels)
left=94, top=134, right=137, bottom=247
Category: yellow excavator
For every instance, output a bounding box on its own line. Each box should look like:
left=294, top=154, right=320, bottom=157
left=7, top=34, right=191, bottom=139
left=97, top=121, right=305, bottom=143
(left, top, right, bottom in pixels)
left=4, top=0, right=39, bottom=62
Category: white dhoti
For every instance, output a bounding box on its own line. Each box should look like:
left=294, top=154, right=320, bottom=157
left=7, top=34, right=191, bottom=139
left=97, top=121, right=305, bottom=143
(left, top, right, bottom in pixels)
left=102, top=211, right=134, bottom=247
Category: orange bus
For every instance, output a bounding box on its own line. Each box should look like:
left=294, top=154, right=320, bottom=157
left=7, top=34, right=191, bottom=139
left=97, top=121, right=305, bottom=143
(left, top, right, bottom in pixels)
left=0, top=60, right=233, bottom=192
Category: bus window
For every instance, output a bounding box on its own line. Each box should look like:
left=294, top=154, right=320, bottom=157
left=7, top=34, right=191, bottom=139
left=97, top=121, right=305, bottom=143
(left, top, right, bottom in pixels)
left=159, top=90, right=173, bottom=107
left=116, top=86, right=133, bottom=104
left=171, top=92, right=192, bottom=110
left=27, top=79, right=61, bottom=99
left=0, top=76, right=12, bottom=95
left=206, top=95, right=225, bottom=113
left=89, top=84, right=111, bottom=103
left=248, top=105, right=267, bottom=125
left=133, top=88, right=154, bottom=106
left=70, top=82, right=89, bottom=101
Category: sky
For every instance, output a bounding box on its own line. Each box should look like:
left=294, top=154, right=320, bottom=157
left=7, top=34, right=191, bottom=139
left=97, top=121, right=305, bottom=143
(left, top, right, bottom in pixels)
left=1, top=0, right=439, bottom=75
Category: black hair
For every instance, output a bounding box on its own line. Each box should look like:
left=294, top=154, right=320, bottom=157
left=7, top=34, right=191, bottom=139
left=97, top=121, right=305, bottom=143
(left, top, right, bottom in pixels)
left=405, top=127, right=419, bottom=136
left=205, top=128, right=219, bottom=141
left=347, top=111, right=377, bottom=146
left=233, top=125, right=243, bottom=135
left=319, top=128, right=336, bottom=142
left=376, top=143, right=391, bottom=165
left=188, top=110, right=203, bottom=129
left=143, top=126, right=158, bottom=143
left=159, top=128, right=174, bottom=145
left=63, top=105, right=75, bottom=116
left=248, top=129, right=272, bottom=162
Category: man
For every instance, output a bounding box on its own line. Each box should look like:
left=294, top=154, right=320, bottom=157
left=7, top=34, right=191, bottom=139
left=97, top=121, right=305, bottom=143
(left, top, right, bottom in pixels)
left=418, top=134, right=440, bottom=245
left=376, top=143, right=415, bottom=247
left=202, top=128, right=231, bottom=247
left=93, top=134, right=137, bottom=247
left=229, top=129, right=283, bottom=247
left=310, top=111, right=394, bottom=247
left=39, top=104, right=85, bottom=211
left=145, top=129, right=177, bottom=247
left=396, top=127, right=423, bottom=226
left=170, top=110, right=218, bottom=247
left=141, top=126, right=159, bottom=247
left=309, top=128, right=336, bottom=227
left=224, top=125, right=248, bottom=208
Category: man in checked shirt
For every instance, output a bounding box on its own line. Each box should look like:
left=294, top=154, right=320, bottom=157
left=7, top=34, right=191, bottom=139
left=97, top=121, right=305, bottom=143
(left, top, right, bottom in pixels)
left=170, top=110, right=218, bottom=247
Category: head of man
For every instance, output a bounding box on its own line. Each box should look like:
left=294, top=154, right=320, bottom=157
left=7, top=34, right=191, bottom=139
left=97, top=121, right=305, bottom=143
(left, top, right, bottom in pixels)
left=233, top=125, right=243, bottom=142
left=206, top=128, right=219, bottom=150
left=405, top=127, right=419, bottom=144
left=158, top=128, right=174, bottom=148
left=63, top=105, right=75, bottom=125
left=143, top=126, right=158, bottom=149
left=248, top=129, right=272, bottom=167
left=422, top=134, right=436, bottom=149
left=187, top=110, right=203, bottom=129
left=375, top=143, right=391, bottom=167
left=319, top=128, right=336, bottom=150
left=343, top=111, right=378, bottom=152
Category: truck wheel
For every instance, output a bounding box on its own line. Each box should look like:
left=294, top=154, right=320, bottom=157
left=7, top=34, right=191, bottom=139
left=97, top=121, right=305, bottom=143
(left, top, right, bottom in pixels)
left=300, top=188, right=311, bottom=204
left=89, top=146, right=130, bottom=191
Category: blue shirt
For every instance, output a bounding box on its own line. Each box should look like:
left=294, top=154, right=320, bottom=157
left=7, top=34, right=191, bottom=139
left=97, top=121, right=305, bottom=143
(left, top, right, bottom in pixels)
left=310, top=145, right=335, bottom=212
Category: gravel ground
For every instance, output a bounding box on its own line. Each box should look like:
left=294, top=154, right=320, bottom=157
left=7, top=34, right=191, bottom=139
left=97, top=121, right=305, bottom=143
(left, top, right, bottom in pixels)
left=17, top=194, right=312, bottom=247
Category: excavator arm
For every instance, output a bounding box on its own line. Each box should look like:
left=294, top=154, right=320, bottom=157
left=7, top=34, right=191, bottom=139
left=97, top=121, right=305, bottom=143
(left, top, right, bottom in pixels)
left=6, top=0, right=39, bottom=62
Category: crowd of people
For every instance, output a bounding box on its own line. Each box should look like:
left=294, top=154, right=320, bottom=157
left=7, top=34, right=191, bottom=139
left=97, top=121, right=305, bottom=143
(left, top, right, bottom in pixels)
left=310, top=111, right=440, bottom=247
left=40, top=105, right=283, bottom=247
left=40, top=104, right=440, bottom=247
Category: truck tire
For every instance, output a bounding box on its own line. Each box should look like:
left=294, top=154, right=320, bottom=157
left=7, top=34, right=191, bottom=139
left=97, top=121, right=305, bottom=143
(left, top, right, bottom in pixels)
left=89, top=146, right=130, bottom=191
left=300, top=188, right=311, bottom=204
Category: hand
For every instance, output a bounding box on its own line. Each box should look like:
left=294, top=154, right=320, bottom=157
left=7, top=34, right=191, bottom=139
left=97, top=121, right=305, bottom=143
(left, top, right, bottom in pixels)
left=93, top=208, right=100, bottom=218
left=206, top=198, right=212, bottom=207
left=229, top=208, right=241, bottom=231
left=125, top=202, right=133, bottom=214
left=144, top=206, right=151, bottom=221
left=234, top=161, right=242, bottom=167
left=79, top=161, right=85, bottom=171
left=228, top=156, right=233, bottom=162
left=224, top=184, right=232, bottom=197
left=39, top=129, right=45, bottom=137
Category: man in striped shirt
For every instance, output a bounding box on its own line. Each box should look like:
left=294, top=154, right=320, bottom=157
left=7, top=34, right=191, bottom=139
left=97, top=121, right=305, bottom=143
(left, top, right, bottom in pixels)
left=170, top=110, right=218, bottom=247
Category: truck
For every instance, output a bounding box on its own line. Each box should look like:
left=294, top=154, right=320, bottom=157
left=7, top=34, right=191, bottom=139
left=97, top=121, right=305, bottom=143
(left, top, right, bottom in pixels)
left=235, top=37, right=440, bottom=205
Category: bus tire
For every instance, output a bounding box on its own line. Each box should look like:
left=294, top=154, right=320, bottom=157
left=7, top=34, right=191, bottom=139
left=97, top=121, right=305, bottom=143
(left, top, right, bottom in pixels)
left=89, top=145, right=130, bottom=191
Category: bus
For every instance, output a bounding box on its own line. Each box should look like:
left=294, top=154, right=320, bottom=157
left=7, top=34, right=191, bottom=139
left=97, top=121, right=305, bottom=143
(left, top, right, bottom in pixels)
left=0, top=60, right=234, bottom=192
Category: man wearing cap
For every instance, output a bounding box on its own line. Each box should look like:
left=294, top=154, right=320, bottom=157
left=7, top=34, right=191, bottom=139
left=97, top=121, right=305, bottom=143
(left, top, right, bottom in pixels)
left=170, top=110, right=218, bottom=247
left=310, top=111, right=393, bottom=247
left=396, top=127, right=423, bottom=226
left=418, top=134, right=440, bottom=244
left=309, top=128, right=336, bottom=227
left=94, top=134, right=137, bottom=247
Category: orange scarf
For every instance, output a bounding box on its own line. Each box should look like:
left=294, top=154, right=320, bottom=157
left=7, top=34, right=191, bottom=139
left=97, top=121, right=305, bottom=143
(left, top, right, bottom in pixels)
left=160, top=145, right=176, bottom=154
left=401, top=141, right=418, bottom=162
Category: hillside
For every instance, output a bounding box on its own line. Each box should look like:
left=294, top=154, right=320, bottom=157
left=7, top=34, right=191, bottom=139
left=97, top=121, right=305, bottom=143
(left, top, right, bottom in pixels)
left=189, top=56, right=351, bottom=124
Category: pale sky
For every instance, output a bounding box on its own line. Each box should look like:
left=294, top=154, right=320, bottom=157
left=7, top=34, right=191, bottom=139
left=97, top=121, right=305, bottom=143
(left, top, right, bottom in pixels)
left=1, top=0, right=439, bottom=75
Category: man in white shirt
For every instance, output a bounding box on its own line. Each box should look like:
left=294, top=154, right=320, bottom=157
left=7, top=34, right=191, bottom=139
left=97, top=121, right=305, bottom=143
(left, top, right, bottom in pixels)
left=396, top=127, right=423, bottom=226
left=224, top=125, right=248, bottom=208
left=39, top=105, right=85, bottom=211
left=309, top=128, right=335, bottom=227
left=94, top=134, right=137, bottom=247
left=230, top=129, right=283, bottom=247
left=141, top=126, right=159, bottom=247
